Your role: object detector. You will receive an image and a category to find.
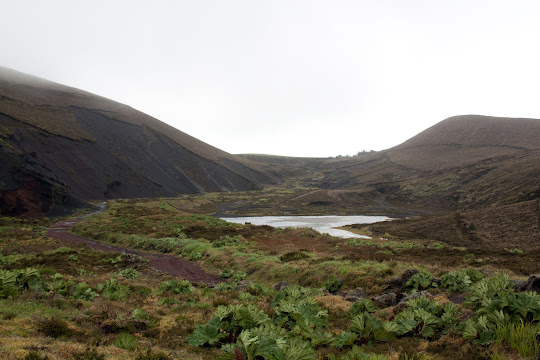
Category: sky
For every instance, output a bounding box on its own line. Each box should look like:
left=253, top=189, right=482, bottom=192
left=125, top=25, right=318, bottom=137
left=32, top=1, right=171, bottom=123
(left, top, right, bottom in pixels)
left=2, top=1, right=540, bottom=157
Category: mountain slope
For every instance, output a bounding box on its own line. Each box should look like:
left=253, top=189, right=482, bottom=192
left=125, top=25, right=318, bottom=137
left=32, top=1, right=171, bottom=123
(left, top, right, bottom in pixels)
left=310, top=115, right=540, bottom=212
left=0, top=66, right=274, bottom=216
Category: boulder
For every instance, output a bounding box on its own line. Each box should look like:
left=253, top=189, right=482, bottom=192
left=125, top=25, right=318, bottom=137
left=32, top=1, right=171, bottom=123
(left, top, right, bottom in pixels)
left=516, top=274, right=540, bottom=293
left=273, top=281, right=289, bottom=291
left=511, top=279, right=527, bottom=291
left=344, top=287, right=366, bottom=302
left=372, top=293, right=398, bottom=308
left=385, top=269, right=419, bottom=291
left=237, top=280, right=253, bottom=291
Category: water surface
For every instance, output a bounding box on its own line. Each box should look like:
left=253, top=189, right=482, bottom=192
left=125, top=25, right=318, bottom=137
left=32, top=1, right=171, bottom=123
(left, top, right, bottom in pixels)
left=220, top=215, right=390, bottom=238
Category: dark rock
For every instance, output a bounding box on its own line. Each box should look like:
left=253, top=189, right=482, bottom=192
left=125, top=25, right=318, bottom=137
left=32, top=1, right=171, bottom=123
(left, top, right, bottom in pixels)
left=344, top=287, right=366, bottom=302
left=273, top=281, right=289, bottom=291
left=516, top=274, right=540, bottom=293
left=386, top=276, right=402, bottom=289
left=318, top=288, right=330, bottom=295
left=481, top=267, right=494, bottom=276
left=237, top=280, right=253, bottom=291
left=511, top=279, right=527, bottom=291
left=372, top=293, right=397, bottom=308
left=385, top=269, right=420, bottom=292
left=433, top=278, right=442, bottom=286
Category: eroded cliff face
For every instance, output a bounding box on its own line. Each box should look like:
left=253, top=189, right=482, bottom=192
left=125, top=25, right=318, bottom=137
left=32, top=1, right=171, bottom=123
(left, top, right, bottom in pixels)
left=0, top=144, right=86, bottom=217
left=0, top=108, right=269, bottom=216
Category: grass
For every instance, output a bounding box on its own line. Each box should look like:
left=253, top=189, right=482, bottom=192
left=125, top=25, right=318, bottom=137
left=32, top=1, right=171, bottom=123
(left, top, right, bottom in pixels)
left=1, top=199, right=539, bottom=359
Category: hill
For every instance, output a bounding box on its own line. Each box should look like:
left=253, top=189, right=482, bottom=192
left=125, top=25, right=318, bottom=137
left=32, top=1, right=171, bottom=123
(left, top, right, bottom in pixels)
left=306, top=115, right=540, bottom=212
left=0, top=66, right=274, bottom=216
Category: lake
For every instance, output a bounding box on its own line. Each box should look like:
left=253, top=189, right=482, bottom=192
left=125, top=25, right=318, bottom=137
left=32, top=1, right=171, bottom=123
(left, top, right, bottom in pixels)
left=220, top=215, right=390, bottom=238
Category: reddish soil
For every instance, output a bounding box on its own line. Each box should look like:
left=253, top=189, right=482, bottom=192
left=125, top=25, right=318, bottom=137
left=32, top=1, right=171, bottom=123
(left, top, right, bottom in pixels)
left=46, top=218, right=222, bottom=285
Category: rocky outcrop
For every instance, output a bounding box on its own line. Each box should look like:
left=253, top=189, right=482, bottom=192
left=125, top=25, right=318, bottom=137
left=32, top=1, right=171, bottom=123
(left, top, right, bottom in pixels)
left=0, top=146, right=86, bottom=217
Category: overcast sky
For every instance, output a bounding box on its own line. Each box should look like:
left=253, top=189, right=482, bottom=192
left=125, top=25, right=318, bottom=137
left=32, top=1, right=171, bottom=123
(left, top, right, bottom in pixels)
left=2, top=1, right=540, bottom=157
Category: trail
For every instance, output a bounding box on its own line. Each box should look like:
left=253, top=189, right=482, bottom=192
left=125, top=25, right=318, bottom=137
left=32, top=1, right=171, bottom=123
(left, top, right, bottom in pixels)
left=46, top=204, right=222, bottom=285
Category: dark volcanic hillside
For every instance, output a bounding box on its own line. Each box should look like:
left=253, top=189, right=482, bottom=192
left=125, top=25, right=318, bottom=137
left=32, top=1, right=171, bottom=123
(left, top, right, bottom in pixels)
left=0, top=66, right=274, bottom=216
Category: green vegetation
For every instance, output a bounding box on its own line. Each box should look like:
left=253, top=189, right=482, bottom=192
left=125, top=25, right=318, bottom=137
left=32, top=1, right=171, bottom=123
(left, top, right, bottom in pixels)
left=0, top=199, right=539, bottom=359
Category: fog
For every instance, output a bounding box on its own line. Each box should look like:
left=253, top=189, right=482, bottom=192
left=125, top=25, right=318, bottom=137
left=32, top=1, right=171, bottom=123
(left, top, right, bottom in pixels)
left=2, top=1, right=540, bottom=157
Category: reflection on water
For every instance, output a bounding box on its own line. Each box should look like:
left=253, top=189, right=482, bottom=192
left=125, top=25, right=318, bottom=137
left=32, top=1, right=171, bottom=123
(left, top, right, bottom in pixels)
left=220, top=215, right=390, bottom=239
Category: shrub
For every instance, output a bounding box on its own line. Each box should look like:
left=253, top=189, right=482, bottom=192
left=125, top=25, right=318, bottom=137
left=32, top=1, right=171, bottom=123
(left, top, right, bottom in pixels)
left=72, top=347, right=105, bottom=360
left=134, top=350, right=170, bottom=360
left=35, top=316, right=72, bottom=338
left=324, top=276, right=343, bottom=293
left=118, top=268, right=139, bottom=279
left=219, top=269, right=247, bottom=281
left=24, top=352, right=48, bottom=360
left=212, top=235, right=243, bottom=248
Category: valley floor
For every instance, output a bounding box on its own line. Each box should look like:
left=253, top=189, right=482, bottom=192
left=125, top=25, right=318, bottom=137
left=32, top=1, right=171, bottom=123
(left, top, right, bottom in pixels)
left=0, top=193, right=539, bottom=359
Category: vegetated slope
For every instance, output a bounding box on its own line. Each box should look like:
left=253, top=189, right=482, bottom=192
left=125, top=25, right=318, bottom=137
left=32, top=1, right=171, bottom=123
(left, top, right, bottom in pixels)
left=305, top=115, right=540, bottom=248
left=313, top=115, right=540, bottom=212
left=0, top=66, right=274, bottom=216
left=369, top=200, right=540, bottom=250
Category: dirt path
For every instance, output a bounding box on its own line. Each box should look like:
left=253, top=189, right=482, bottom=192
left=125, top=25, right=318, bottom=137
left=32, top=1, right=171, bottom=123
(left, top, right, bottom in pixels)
left=46, top=214, right=222, bottom=285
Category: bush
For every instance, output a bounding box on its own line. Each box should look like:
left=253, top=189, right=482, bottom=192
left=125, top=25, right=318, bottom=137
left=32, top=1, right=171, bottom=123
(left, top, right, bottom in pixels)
left=212, top=235, right=243, bottom=248
left=219, top=269, right=247, bottom=281
left=134, top=350, right=170, bottom=360
left=35, top=316, right=72, bottom=338
left=324, top=276, right=343, bottom=293
left=24, top=352, right=48, bottom=360
left=118, top=268, right=139, bottom=279
left=72, top=347, right=105, bottom=360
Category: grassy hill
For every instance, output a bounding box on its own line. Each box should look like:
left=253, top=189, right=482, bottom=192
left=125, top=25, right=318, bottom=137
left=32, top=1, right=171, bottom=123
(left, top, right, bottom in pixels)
left=304, top=115, right=540, bottom=210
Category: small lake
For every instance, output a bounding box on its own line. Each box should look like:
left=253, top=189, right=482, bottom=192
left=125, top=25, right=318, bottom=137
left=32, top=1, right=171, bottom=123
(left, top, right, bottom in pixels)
left=220, top=215, right=391, bottom=239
